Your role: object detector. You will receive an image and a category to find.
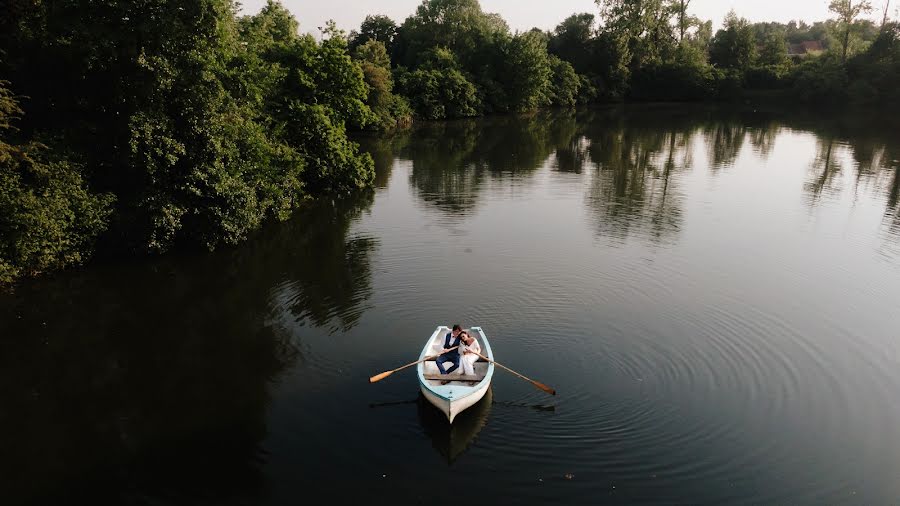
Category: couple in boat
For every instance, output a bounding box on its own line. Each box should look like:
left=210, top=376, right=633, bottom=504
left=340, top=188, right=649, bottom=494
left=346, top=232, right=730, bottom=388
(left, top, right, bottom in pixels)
left=436, top=324, right=482, bottom=383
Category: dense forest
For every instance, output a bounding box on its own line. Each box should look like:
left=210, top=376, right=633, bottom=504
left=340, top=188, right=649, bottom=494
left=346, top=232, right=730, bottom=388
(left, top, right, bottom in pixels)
left=1, top=0, right=898, bottom=283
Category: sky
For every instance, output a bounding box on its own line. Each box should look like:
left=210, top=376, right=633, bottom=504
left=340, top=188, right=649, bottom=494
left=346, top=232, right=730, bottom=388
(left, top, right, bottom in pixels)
left=237, top=0, right=891, bottom=35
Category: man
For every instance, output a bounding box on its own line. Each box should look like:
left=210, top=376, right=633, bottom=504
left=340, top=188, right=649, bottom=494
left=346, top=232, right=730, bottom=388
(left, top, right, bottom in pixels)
left=436, top=324, right=463, bottom=375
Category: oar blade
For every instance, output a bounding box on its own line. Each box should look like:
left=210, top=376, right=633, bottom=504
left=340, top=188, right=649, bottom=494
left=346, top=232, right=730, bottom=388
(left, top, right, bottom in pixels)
left=533, top=381, right=556, bottom=396
left=369, top=370, right=394, bottom=383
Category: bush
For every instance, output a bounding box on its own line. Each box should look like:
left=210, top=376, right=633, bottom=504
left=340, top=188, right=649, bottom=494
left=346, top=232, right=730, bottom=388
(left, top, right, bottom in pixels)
left=0, top=155, right=114, bottom=284
left=548, top=55, right=580, bottom=107
left=789, top=56, right=849, bottom=104
left=629, top=62, right=715, bottom=101
left=744, top=65, right=790, bottom=90
left=394, top=50, right=482, bottom=119
left=0, top=83, right=114, bottom=284
left=712, top=68, right=745, bottom=100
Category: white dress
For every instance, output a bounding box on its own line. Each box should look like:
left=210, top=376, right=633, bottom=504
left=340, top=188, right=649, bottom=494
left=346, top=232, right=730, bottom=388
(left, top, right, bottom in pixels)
left=458, top=338, right=481, bottom=376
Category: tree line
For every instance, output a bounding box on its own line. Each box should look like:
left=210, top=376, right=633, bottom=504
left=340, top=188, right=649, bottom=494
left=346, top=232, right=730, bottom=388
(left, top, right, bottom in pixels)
left=346, top=0, right=899, bottom=122
left=1, top=0, right=898, bottom=283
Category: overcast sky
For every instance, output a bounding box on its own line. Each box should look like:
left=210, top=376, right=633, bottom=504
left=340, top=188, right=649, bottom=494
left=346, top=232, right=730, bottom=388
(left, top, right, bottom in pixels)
left=238, top=0, right=891, bottom=35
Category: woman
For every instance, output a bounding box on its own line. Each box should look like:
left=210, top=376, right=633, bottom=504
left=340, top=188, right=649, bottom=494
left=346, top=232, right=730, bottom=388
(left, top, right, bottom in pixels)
left=458, top=331, right=481, bottom=377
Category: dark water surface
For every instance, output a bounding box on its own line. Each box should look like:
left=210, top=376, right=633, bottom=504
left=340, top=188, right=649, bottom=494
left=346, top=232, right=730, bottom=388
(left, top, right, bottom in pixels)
left=2, top=105, right=900, bottom=505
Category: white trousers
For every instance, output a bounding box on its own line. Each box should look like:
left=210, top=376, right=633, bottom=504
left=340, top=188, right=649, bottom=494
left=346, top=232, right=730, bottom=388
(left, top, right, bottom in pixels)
left=460, top=353, right=478, bottom=376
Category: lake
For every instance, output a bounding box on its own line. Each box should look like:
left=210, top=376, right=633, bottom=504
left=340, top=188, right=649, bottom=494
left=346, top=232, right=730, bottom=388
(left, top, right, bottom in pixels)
left=1, top=104, right=899, bottom=505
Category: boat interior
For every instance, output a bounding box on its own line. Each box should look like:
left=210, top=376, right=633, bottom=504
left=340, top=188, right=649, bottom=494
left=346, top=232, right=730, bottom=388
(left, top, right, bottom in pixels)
left=422, top=330, right=490, bottom=386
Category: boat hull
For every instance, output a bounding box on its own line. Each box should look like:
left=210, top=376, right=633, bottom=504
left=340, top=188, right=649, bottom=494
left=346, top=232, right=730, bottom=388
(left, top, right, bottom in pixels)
left=417, top=325, right=494, bottom=423
left=419, top=377, right=490, bottom=423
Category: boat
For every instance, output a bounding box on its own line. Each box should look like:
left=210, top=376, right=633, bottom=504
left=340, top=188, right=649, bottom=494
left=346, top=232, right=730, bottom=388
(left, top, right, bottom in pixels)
left=416, top=325, right=494, bottom=423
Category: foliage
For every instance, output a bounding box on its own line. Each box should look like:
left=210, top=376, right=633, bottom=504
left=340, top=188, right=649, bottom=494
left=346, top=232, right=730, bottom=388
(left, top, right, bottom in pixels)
left=829, top=0, right=875, bottom=60
left=758, top=30, right=790, bottom=67
left=0, top=0, right=375, bottom=282
left=0, top=83, right=113, bottom=283
left=353, top=40, right=413, bottom=130
left=548, top=56, right=581, bottom=107
left=790, top=54, right=850, bottom=104
left=595, top=0, right=677, bottom=69
left=394, top=0, right=509, bottom=68
left=548, top=13, right=597, bottom=73
left=629, top=48, right=715, bottom=101
left=710, top=11, right=757, bottom=71
left=394, top=48, right=481, bottom=119
left=498, top=31, right=553, bottom=111
left=349, top=14, right=399, bottom=54
left=844, top=22, right=900, bottom=107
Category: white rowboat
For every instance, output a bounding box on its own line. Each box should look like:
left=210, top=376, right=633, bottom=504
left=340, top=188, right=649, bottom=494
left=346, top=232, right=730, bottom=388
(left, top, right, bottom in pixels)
left=417, top=325, right=494, bottom=423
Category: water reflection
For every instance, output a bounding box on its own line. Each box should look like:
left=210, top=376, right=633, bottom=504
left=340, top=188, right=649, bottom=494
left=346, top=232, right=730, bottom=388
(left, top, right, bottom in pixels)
left=580, top=110, right=696, bottom=245
left=417, top=389, right=492, bottom=465
left=265, top=194, right=378, bottom=334
left=394, top=112, right=581, bottom=218
left=794, top=115, right=900, bottom=258
left=380, top=105, right=900, bottom=254
left=0, top=192, right=377, bottom=504
left=703, top=122, right=747, bottom=170
left=806, top=137, right=843, bottom=200
left=747, top=120, right=780, bottom=158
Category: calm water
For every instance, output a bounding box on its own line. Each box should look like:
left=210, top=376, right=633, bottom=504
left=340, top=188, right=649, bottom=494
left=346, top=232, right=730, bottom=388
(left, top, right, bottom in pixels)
left=2, top=105, right=900, bottom=505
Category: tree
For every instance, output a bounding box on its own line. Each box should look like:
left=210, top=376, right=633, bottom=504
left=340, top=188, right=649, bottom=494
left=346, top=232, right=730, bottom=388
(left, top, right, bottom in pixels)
left=548, top=56, right=581, bottom=107
left=350, top=14, right=399, bottom=53
left=595, top=0, right=677, bottom=68
left=500, top=31, right=553, bottom=111
left=710, top=11, right=756, bottom=70
left=394, top=0, right=509, bottom=68
left=758, top=29, right=789, bottom=66
left=0, top=82, right=113, bottom=283
left=353, top=40, right=413, bottom=130
left=671, top=0, right=692, bottom=42
left=394, top=47, right=481, bottom=119
left=548, top=13, right=596, bottom=73
left=830, top=0, right=875, bottom=61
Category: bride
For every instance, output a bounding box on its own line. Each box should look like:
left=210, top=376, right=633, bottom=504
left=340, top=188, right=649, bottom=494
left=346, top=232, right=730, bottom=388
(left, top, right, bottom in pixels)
left=458, top=331, right=481, bottom=376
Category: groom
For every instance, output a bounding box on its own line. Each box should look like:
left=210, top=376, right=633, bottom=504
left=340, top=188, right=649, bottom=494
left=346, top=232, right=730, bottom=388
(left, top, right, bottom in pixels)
left=436, top=324, right=463, bottom=375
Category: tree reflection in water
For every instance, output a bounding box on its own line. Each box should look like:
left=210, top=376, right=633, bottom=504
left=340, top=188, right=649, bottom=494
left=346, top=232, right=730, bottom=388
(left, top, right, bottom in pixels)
left=580, top=108, right=699, bottom=245
left=0, top=191, right=378, bottom=505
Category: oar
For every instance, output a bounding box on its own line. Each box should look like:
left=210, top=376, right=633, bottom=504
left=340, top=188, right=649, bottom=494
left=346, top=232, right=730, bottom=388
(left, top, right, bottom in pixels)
left=473, top=351, right=556, bottom=396
left=369, top=346, right=460, bottom=383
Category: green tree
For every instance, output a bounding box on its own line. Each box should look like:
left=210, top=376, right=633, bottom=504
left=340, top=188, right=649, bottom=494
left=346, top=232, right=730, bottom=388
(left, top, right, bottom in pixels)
left=710, top=11, right=757, bottom=70
left=548, top=55, right=581, bottom=107
left=548, top=13, right=597, bottom=73
left=0, top=82, right=113, bottom=283
left=394, top=0, right=509, bottom=68
left=1, top=0, right=376, bottom=259
left=758, top=29, right=789, bottom=66
left=394, top=47, right=481, bottom=119
left=670, top=0, right=692, bottom=42
left=350, top=14, right=399, bottom=53
left=845, top=22, right=900, bottom=107
left=500, top=31, right=553, bottom=111
left=830, top=0, right=875, bottom=61
left=353, top=40, right=413, bottom=130
left=595, top=0, right=677, bottom=68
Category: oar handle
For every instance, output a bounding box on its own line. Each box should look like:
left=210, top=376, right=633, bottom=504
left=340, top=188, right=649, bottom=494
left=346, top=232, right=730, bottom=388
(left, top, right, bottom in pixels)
left=369, top=346, right=460, bottom=383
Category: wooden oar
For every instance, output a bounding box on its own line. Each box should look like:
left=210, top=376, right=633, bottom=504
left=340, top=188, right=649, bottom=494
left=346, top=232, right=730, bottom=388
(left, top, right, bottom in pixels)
left=473, top=351, right=556, bottom=395
left=369, top=346, right=460, bottom=383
